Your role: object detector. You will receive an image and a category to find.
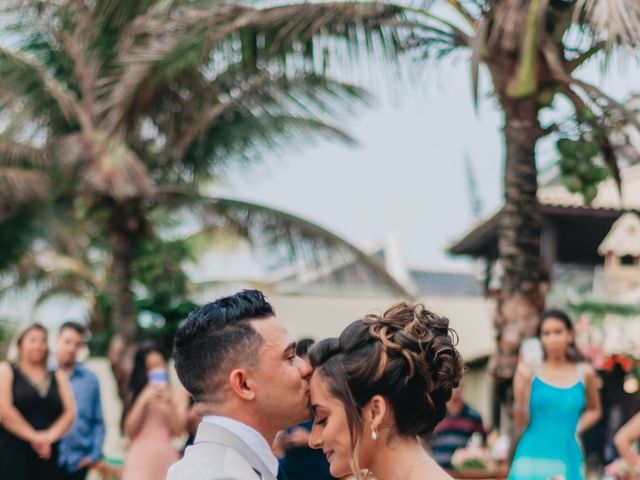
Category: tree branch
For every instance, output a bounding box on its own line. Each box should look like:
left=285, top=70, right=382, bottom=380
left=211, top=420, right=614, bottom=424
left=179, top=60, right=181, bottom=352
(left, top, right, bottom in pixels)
left=568, top=41, right=605, bottom=72
left=572, top=78, right=640, bottom=130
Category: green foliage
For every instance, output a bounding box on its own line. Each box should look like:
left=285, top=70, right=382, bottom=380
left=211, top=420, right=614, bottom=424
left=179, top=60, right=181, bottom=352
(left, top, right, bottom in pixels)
left=0, top=319, right=16, bottom=359
left=556, top=109, right=612, bottom=205
left=134, top=298, right=198, bottom=355
left=0, top=207, right=43, bottom=272
left=567, top=299, right=640, bottom=326
left=131, top=236, right=193, bottom=311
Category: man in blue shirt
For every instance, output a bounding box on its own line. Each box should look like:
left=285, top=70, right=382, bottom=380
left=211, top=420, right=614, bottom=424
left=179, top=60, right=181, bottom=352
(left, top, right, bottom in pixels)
left=54, top=321, right=105, bottom=480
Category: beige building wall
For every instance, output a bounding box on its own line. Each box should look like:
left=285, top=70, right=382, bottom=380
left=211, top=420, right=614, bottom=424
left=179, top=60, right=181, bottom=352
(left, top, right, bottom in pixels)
left=268, top=294, right=494, bottom=362
left=460, top=366, right=492, bottom=427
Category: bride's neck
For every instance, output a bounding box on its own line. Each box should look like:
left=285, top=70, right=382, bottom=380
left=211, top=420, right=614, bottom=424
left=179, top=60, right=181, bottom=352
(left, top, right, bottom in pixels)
left=368, top=435, right=434, bottom=480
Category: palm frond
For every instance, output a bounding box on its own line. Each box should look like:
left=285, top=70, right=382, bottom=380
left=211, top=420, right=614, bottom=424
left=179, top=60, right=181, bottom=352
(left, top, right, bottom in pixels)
left=0, top=167, right=51, bottom=209
left=181, top=223, right=245, bottom=253
left=34, top=279, right=95, bottom=307
left=574, top=0, right=640, bottom=48
left=0, top=140, right=48, bottom=167
left=57, top=132, right=155, bottom=200
left=470, top=17, right=488, bottom=109
left=103, top=2, right=408, bottom=129
left=0, top=45, right=80, bottom=123
left=16, top=249, right=100, bottom=288
left=161, top=73, right=366, bottom=167
left=186, top=194, right=412, bottom=297
left=175, top=112, right=356, bottom=180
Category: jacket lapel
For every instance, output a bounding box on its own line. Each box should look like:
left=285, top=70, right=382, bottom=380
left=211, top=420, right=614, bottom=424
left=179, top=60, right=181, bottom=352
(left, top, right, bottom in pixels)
left=193, top=422, right=277, bottom=480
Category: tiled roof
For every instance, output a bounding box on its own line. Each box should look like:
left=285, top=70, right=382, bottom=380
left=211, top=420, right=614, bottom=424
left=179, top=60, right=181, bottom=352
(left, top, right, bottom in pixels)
left=410, top=270, right=483, bottom=297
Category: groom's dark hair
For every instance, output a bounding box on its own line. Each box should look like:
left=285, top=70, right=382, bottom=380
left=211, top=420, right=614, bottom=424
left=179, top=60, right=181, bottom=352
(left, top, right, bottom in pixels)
left=173, top=289, right=275, bottom=403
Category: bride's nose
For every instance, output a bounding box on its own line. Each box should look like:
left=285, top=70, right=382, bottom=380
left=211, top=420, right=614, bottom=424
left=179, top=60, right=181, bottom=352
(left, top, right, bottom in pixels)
left=308, top=424, right=322, bottom=449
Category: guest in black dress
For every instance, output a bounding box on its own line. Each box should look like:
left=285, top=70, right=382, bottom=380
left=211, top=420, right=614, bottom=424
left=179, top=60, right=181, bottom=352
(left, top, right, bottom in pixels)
left=0, top=323, right=76, bottom=479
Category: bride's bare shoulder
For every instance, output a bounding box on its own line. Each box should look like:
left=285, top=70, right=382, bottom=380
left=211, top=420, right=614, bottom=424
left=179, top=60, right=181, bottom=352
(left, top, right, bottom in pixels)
left=431, top=466, right=454, bottom=480
left=410, top=459, right=454, bottom=480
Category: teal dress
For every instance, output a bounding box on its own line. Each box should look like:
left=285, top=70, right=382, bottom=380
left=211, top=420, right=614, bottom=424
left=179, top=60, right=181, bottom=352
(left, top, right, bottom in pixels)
left=509, top=365, right=586, bottom=480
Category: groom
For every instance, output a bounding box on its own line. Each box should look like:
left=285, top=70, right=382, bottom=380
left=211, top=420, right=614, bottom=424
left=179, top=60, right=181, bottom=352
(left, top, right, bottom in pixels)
left=168, top=289, right=312, bottom=480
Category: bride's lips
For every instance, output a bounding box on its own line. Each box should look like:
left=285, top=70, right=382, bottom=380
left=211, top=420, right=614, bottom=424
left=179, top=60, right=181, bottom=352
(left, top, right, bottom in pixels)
left=324, top=450, right=334, bottom=461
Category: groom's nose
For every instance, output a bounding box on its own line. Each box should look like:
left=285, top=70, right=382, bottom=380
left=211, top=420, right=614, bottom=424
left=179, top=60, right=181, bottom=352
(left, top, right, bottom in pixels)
left=297, top=355, right=312, bottom=379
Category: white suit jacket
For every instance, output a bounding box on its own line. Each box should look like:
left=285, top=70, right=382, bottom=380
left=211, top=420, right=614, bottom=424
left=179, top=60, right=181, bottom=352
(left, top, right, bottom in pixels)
left=167, top=422, right=278, bottom=480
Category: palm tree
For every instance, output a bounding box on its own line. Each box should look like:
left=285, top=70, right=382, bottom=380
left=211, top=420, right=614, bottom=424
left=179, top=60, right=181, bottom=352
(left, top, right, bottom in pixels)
left=393, top=0, right=640, bottom=420
left=0, top=0, right=410, bottom=330
left=0, top=0, right=413, bottom=340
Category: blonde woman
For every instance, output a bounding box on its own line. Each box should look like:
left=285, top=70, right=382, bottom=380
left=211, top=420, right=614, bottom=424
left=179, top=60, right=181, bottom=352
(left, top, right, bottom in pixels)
left=0, top=323, right=75, bottom=479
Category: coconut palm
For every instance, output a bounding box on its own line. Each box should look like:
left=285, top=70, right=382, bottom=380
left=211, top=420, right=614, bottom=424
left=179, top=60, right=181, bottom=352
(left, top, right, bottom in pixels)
left=0, top=0, right=413, bottom=347
left=1, top=0, right=415, bottom=400
left=397, top=0, right=640, bottom=418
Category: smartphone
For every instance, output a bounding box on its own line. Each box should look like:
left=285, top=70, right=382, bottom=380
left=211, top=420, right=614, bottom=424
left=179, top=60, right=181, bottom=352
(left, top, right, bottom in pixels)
left=520, top=337, right=543, bottom=370
left=148, top=368, right=168, bottom=386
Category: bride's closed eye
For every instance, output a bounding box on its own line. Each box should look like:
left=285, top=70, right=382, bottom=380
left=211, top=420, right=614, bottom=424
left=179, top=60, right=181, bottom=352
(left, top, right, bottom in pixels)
left=313, top=416, right=327, bottom=426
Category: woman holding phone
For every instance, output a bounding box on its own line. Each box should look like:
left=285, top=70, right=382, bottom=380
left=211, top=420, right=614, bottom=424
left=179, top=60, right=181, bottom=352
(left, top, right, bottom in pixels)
left=122, top=341, right=188, bottom=480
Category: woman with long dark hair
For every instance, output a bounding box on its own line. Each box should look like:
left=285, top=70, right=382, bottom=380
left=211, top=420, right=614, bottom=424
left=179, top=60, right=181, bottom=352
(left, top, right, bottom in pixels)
left=121, top=341, right=188, bottom=480
left=0, top=323, right=75, bottom=479
left=307, top=302, right=463, bottom=480
left=509, top=309, right=602, bottom=480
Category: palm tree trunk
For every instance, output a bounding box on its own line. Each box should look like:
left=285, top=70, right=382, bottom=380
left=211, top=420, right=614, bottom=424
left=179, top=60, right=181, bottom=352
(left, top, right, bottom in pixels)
left=106, top=204, right=145, bottom=401
left=108, top=228, right=137, bottom=341
left=492, top=96, right=548, bottom=431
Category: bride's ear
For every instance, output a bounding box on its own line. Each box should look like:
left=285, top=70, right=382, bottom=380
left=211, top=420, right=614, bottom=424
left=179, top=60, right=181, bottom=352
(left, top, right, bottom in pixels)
left=368, top=395, right=387, bottom=431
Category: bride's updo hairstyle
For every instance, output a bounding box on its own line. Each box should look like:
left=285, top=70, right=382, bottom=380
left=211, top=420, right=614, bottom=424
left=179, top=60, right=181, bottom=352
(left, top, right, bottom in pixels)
left=309, top=302, right=463, bottom=476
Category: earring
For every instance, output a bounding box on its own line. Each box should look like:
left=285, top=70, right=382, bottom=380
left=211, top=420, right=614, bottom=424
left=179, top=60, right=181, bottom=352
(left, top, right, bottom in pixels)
left=371, top=425, right=378, bottom=441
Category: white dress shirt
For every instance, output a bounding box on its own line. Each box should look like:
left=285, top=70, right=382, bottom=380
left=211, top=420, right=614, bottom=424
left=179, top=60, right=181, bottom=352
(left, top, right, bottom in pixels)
left=202, top=415, right=279, bottom=477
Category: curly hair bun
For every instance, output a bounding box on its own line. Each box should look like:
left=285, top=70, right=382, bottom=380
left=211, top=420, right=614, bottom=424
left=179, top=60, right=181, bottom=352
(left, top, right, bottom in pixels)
left=366, top=302, right=462, bottom=394
left=310, top=301, right=463, bottom=440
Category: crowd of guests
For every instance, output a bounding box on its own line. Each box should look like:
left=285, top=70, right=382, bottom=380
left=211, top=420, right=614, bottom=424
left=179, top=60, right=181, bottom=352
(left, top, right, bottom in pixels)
left=0, top=322, right=102, bottom=479
left=0, top=298, right=638, bottom=479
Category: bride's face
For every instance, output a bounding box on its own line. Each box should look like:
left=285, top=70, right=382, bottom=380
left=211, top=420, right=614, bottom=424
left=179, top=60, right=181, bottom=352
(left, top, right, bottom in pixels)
left=309, top=373, right=362, bottom=478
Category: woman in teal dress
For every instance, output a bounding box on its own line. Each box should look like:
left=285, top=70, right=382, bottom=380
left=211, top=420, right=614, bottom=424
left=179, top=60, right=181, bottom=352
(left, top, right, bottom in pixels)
left=509, top=310, right=602, bottom=480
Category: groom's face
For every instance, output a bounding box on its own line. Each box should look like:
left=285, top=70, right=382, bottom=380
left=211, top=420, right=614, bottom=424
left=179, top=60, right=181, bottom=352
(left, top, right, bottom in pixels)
left=250, top=316, right=312, bottom=428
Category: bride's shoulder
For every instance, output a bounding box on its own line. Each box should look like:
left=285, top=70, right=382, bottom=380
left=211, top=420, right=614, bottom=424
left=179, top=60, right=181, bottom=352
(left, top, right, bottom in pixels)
left=424, top=467, right=454, bottom=480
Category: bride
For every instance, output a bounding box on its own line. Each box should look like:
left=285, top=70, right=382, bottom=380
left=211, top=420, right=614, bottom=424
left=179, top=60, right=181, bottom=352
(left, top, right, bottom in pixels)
left=307, top=302, right=463, bottom=480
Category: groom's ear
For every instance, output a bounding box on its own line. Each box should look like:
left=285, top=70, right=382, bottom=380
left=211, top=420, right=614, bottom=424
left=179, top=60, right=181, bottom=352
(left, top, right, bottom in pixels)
left=228, top=368, right=256, bottom=401
left=368, top=395, right=387, bottom=430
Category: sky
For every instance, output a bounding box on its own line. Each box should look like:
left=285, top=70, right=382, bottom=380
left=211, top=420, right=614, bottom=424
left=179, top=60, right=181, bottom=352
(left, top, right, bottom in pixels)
left=219, top=55, right=640, bottom=273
